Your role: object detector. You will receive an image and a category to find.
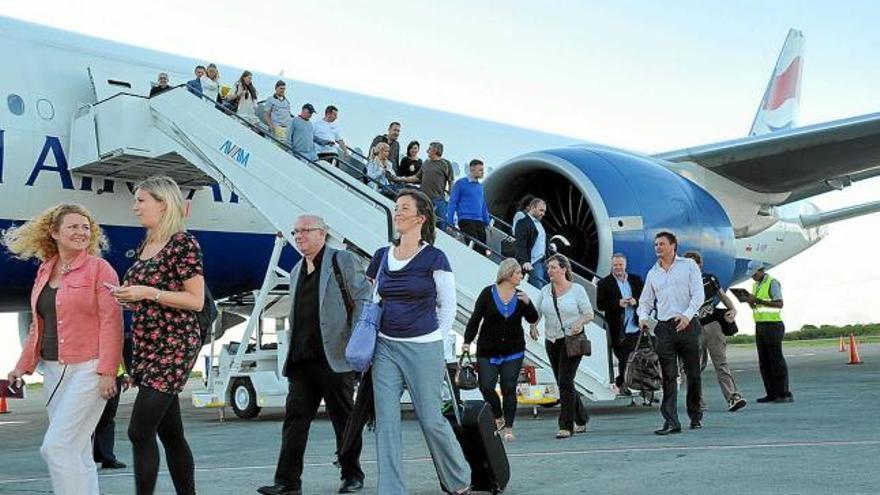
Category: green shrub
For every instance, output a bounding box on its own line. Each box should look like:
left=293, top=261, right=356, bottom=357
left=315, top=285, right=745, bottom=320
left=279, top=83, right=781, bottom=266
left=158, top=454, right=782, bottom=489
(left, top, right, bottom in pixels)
left=725, top=323, right=879, bottom=344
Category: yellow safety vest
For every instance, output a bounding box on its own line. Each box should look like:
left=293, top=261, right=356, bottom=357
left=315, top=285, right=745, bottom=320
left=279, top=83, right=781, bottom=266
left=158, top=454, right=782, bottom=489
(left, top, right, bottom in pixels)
left=752, top=275, right=782, bottom=323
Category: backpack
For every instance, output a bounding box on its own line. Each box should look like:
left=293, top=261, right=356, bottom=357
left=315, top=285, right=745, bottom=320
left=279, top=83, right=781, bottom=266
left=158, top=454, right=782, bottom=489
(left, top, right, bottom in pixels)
left=624, top=332, right=662, bottom=392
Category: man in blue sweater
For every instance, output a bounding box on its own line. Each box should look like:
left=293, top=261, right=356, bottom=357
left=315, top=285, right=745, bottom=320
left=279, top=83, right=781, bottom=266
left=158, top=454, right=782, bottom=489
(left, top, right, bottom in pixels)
left=447, top=159, right=491, bottom=253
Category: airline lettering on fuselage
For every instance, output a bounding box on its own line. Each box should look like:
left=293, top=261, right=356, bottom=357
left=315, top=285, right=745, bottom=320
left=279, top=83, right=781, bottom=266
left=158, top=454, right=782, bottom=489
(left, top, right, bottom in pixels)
left=13, top=133, right=239, bottom=203
left=25, top=136, right=74, bottom=190
left=219, top=140, right=249, bottom=167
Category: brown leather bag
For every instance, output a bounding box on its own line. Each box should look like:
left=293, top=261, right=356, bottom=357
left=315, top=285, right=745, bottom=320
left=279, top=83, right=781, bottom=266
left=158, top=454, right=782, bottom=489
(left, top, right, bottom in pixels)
left=551, top=285, right=592, bottom=358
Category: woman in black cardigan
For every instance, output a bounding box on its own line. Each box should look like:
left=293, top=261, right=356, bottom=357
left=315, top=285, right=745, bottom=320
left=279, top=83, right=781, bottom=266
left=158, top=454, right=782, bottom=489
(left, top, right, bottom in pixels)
left=462, top=258, right=539, bottom=441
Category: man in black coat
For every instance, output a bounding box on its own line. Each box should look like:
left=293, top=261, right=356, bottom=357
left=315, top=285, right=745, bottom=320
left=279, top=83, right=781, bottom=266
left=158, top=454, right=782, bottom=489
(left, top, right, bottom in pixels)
left=596, top=253, right=644, bottom=392
left=514, top=197, right=548, bottom=288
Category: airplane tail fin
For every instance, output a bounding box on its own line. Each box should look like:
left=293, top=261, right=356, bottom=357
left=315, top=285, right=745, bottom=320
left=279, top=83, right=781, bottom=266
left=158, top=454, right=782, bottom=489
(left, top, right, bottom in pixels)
left=749, top=29, right=805, bottom=136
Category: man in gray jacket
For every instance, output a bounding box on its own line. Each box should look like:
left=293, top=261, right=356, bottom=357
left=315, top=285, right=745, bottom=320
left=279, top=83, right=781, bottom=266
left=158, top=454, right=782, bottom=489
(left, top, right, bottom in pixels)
left=259, top=214, right=368, bottom=495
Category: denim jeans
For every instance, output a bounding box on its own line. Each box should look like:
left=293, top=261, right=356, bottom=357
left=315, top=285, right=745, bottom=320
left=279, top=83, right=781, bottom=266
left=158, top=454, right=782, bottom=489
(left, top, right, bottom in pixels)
left=528, top=260, right=546, bottom=288
left=372, top=338, right=470, bottom=495
left=432, top=198, right=449, bottom=230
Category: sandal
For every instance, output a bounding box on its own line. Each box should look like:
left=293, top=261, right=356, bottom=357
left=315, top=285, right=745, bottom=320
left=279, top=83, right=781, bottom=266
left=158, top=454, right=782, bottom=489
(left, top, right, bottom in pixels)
left=556, top=429, right=572, bottom=439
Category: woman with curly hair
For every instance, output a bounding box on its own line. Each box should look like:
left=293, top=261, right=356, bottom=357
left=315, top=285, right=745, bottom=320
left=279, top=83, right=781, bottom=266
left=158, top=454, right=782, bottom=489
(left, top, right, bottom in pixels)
left=4, top=204, right=123, bottom=495
left=111, top=176, right=205, bottom=495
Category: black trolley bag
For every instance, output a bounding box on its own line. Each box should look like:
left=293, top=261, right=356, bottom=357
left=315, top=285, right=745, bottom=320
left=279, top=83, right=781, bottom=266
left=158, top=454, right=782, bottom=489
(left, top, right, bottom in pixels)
left=623, top=331, right=662, bottom=393
left=443, top=373, right=510, bottom=494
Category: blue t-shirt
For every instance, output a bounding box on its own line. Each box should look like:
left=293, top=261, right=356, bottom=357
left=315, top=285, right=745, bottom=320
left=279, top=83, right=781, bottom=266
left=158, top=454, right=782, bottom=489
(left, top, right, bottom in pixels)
left=367, top=245, right=451, bottom=339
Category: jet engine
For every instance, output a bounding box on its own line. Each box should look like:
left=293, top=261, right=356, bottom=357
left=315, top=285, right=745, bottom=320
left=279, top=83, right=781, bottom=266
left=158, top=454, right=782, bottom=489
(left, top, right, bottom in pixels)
left=484, top=146, right=737, bottom=286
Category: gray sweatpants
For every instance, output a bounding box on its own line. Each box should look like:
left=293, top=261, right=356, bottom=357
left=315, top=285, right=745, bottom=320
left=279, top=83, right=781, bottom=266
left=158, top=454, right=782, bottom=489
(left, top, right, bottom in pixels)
left=373, top=337, right=470, bottom=495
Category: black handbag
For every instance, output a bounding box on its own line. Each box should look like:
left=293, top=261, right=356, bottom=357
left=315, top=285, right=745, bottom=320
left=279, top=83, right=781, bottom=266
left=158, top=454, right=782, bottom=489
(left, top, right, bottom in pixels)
left=624, top=332, right=662, bottom=392
left=196, top=285, right=218, bottom=345
left=455, top=350, right=479, bottom=390
left=713, top=307, right=739, bottom=336
left=552, top=285, right=591, bottom=358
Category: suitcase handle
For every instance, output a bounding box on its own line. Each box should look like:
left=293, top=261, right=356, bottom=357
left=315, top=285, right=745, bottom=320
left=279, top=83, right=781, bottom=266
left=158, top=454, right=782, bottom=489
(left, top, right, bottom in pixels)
left=444, top=371, right=462, bottom=426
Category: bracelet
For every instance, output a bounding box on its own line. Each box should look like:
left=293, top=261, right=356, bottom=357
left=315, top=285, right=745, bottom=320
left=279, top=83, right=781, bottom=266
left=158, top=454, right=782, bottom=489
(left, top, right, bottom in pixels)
left=153, top=290, right=162, bottom=302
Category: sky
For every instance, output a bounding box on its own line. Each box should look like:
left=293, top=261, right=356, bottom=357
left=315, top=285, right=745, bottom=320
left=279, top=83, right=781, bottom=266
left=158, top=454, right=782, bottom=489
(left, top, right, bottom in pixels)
left=1, top=1, right=879, bottom=372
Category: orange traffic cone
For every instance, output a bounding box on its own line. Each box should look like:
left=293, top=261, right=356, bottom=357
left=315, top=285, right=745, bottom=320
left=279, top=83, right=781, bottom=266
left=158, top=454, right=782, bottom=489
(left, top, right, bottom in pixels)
left=0, top=394, right=8, bottom=414
left=838, top=335, right=847, bottom=352
left=847, top=333, right=863, bottom=365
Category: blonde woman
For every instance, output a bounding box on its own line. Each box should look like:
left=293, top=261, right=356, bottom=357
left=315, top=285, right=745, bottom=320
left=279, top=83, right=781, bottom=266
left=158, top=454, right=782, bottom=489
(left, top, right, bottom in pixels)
left=366, top=141, right=397, bottom=193
left=462, top=258, right=539, bottom=441
left=112, top=176, right=204, bottom=495
left=199, top=62, right=221, bottom=103
left=530, top=254, right=593, bottom=439
left=4, top=204, right=123, bottom=495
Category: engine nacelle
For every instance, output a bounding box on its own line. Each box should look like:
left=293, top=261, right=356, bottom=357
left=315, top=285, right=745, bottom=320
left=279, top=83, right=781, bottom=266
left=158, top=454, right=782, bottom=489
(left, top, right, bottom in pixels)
left=484, top=146, right=737, bottom=287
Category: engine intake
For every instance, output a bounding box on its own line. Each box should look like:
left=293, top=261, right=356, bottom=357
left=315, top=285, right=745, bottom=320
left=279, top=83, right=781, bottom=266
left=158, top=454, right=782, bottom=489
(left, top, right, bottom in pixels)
left=484, top=146, right=736, bottom=286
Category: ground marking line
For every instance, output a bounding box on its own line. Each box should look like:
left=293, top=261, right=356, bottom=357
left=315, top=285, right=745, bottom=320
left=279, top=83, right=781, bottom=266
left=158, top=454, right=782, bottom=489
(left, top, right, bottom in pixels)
left=1, top=439, right=877, bottom=485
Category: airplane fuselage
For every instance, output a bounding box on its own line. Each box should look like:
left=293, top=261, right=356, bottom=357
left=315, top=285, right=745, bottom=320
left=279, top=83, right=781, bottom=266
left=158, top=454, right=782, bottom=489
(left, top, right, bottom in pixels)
left=0, top=17, right=827, bottom=312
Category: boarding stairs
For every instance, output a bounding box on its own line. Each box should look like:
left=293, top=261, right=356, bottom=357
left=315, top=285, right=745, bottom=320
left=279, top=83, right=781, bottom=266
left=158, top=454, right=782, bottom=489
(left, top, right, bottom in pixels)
left=68, top=84, right=614, bottom=402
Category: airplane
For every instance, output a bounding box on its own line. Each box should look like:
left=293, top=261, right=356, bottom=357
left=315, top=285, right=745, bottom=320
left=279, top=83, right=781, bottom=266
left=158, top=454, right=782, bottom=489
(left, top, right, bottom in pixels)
left=1, top=18, right=879, bottom=348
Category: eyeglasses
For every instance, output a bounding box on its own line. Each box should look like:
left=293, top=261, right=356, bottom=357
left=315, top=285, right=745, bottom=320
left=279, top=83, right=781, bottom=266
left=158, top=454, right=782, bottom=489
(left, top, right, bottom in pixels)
left=292, top=227, right=324, bottom=235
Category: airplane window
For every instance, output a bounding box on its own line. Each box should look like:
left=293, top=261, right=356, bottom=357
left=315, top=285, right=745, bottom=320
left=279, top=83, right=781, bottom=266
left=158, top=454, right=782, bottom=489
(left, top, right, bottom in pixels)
left=7, top=94, right=24, bottom=115
left=37, top=99, right=55, bottom=120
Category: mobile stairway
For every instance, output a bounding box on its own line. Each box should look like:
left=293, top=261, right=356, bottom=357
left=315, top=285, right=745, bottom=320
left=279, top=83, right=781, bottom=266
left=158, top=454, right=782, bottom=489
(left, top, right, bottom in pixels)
left=68, top=80, right=616, bottom=416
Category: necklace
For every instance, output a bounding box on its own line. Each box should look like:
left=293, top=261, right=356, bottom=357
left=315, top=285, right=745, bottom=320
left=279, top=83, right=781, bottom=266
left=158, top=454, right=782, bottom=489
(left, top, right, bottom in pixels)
left=59, top=257, right=75, bottom=275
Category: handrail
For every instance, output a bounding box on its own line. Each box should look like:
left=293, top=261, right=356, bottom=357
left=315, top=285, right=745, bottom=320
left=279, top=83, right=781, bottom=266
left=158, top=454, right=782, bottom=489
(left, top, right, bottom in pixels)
left=344, top=143, right=521, bottom=234
left=94, top=91, right=151, bottom=106
left=149, top=84, right=395, bottom=243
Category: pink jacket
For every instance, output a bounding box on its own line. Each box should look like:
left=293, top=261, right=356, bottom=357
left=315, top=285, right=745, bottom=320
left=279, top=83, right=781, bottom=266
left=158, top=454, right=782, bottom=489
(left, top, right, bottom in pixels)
left=16, top=251, right=123, bottom=376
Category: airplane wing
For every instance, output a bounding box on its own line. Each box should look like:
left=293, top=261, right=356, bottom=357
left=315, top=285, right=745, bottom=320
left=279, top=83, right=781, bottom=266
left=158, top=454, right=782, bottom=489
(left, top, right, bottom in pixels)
left=655, top=112, right=880, bottom=204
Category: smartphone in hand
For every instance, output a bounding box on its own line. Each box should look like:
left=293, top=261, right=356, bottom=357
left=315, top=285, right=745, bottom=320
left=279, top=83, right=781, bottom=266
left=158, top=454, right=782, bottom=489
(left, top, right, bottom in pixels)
left=1, top=378, right=26, bottom=399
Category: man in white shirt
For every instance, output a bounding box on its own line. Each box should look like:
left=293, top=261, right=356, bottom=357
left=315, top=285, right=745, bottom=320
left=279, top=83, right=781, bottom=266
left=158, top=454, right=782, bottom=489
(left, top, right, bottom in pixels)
left=313, top=105, right=348, bottom=166
left=513, top=198, right=548, bottom=288
left=638, top=231, right=704, bottom=435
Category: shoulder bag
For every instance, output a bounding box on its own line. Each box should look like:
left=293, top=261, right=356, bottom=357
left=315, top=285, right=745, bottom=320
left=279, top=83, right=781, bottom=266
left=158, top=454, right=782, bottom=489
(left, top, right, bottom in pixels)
left=345, top=248, right=388, bottom=372
left=553, top=284, right=591, bottom=358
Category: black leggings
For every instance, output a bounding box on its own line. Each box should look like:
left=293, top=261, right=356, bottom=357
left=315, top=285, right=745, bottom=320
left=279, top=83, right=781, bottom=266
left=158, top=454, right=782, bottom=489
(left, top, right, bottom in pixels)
left=477, top=356, right=523, bottom=427
left=128, top=386, right=195, bottom=495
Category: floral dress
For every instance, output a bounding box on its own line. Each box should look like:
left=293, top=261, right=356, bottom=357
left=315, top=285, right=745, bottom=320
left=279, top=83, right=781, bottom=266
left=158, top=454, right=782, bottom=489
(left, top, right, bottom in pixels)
left=123, top=232, right=203, bottom=394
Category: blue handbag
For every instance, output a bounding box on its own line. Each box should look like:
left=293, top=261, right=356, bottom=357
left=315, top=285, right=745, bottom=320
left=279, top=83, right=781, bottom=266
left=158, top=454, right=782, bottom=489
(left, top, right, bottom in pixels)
left=345, top=248, right=388, bottom=372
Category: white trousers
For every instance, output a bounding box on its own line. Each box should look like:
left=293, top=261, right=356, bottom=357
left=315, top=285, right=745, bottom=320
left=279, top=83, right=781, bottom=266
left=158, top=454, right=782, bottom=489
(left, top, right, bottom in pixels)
left=41, top=360, right=107, bottom=495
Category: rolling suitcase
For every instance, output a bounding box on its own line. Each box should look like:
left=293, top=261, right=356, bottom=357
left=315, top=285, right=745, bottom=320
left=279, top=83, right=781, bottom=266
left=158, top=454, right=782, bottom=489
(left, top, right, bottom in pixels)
left=443, top=375, right=510, bottom=494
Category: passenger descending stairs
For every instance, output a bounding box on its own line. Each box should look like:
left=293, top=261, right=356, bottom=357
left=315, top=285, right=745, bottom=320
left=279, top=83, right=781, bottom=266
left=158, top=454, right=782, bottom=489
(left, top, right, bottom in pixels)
left=69, top=87, right=614, bottom=401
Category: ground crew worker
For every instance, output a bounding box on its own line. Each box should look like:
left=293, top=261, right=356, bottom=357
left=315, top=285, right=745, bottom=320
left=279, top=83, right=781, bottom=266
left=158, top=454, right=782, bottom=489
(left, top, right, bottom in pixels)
left=746, top=261, right=793, bottom=403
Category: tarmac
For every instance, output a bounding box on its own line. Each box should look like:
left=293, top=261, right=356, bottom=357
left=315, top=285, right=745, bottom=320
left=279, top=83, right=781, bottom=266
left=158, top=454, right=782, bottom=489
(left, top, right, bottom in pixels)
left=0, top=343, right=878, bottom=495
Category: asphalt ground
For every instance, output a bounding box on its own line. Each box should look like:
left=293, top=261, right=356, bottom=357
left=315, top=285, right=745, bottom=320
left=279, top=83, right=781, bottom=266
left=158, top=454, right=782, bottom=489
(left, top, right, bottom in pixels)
left=1, top=343, right=878, bottom=494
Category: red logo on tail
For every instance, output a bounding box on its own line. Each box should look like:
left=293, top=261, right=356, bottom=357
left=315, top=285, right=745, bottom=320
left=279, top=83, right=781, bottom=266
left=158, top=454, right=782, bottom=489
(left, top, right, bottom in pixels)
left=762, top=57, right=802, bottom=111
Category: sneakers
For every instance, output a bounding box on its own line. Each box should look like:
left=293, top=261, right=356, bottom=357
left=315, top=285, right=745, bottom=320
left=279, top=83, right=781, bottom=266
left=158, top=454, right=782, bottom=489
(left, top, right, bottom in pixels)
left=756, top=396, right=776, bottom=403
left=728, top=396, right=747, bottom=412
left=573, top=424, right=588, bottom=434
left=555, top=429, right=572, bottom=439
